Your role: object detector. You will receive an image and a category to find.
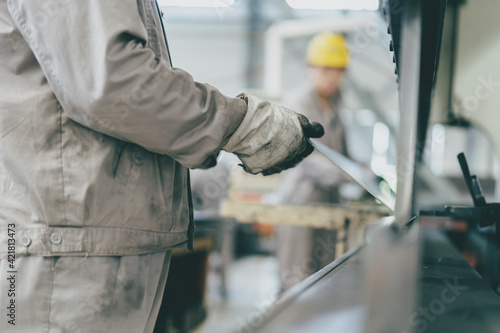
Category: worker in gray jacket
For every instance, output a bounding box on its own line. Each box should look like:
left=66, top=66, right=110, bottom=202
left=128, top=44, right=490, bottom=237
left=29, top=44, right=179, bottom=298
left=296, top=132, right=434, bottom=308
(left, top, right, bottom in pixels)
left=0, top=1, right=323, bottom=332
left=275, top=33, right=350, bottom=291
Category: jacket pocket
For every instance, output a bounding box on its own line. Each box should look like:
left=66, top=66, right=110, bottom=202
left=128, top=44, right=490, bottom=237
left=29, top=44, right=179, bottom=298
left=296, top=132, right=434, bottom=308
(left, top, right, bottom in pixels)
left=113, top=143, right=135, bottom=184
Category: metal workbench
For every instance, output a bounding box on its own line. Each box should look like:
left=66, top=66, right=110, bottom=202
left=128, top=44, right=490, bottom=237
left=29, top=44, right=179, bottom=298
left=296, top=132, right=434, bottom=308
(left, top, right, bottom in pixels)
left=236, top=224, right=500, bottom=333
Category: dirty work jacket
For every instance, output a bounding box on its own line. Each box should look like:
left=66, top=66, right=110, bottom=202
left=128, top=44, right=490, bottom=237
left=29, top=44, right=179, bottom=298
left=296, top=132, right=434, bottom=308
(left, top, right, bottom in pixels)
left=0, top=0, right=247, bottom=258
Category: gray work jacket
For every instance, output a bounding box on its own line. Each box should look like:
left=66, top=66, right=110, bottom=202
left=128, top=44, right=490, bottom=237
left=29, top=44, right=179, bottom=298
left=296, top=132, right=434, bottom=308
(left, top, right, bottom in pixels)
left=0, top=0, right=246, bottom=258
left=276, top=84, right=349, bottom=205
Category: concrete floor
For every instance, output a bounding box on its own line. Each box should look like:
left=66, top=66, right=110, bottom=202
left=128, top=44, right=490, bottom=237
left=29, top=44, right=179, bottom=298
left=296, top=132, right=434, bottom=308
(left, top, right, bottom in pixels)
left=192, top=255, right=280, bottom=333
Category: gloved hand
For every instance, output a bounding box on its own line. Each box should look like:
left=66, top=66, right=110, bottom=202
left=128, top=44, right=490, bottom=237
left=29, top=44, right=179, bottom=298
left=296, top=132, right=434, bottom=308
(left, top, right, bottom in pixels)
left=223, top=93, right=324, bottom=176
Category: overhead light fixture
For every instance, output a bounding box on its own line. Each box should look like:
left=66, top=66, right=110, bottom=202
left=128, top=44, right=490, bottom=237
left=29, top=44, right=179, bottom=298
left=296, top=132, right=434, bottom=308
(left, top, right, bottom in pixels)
left=286, top=0, right=378, bottom=10
left=157, top=0, right=235, bottom=8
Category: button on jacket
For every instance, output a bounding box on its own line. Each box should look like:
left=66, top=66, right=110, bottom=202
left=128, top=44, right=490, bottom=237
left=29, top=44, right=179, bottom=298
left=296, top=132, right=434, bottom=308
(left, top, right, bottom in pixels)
left=0, top=0, right=247, bottom=258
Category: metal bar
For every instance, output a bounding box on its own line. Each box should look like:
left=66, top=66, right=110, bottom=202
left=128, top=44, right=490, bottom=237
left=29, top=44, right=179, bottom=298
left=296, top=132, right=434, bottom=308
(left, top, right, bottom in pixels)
left=309, top=138, right=395, bottom=212
left=393, top=0, right=422, bottom=226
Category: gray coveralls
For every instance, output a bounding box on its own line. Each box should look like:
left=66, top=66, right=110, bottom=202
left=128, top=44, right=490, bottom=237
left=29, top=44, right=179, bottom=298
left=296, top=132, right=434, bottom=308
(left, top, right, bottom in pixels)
left=275, top=84, right=349, bottom=291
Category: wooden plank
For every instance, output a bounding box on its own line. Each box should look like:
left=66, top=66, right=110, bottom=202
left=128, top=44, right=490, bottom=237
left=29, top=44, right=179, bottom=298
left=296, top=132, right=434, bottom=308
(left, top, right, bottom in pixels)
left=220, top=200, right=389, bottom=230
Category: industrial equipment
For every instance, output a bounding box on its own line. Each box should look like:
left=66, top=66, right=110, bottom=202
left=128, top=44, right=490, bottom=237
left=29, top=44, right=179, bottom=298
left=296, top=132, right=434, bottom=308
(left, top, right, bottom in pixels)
left=232, top=0, right=500, bottom=332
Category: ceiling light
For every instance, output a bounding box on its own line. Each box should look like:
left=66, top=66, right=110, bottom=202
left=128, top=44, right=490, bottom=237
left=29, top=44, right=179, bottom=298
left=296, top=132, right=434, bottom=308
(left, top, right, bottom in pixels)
left=286, top=0, right=379, bottom=11
left=157, top=0, right=235, bottom=8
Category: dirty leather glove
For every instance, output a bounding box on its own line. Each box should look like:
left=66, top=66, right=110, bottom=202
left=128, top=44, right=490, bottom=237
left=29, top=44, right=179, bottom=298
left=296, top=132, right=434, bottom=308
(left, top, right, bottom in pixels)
left=223, top=93, right=324, bottom=176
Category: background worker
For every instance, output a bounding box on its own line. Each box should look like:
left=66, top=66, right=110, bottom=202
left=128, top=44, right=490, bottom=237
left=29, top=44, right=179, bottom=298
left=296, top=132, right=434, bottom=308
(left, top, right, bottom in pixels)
left=274, top=33, right=351, bottom=291
left=0, top=1, right=323, bottom=332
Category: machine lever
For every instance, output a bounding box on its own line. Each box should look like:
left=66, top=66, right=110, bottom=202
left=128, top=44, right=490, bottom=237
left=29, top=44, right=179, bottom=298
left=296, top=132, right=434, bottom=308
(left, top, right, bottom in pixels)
left=458, top=152, right=487, bottom=207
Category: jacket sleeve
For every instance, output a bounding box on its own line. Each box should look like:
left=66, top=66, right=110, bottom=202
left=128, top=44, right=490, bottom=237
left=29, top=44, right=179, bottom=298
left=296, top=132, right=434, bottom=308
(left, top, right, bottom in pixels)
left=7, top=0, right=247, bottom=169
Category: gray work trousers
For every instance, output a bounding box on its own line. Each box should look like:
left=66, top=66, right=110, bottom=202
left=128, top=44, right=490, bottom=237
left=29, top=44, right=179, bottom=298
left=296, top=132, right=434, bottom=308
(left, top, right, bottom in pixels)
left=0, top=251, right=171, bottom=332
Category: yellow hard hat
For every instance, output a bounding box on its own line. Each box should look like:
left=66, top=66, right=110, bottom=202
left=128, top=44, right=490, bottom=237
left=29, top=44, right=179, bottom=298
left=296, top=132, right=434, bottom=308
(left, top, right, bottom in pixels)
left=306, top=33, right=349, bottom=68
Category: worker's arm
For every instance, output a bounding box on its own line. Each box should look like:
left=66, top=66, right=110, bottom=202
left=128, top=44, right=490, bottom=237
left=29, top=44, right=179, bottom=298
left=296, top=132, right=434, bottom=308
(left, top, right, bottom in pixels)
left=7, top=0, right=246, bottom=169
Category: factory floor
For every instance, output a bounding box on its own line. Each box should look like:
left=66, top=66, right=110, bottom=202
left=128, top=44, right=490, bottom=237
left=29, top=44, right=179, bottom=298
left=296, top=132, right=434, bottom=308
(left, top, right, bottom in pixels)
left=192, top=255, right=280, bottom=333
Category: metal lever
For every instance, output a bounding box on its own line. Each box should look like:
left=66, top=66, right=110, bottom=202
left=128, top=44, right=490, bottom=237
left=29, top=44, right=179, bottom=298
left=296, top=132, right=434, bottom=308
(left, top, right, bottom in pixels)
left=458, top=152, right=487, bottom=207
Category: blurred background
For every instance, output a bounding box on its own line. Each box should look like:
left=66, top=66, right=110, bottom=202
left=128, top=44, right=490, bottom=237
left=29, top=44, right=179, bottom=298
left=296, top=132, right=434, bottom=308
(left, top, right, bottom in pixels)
left=152, top=1, right=500, bottom=332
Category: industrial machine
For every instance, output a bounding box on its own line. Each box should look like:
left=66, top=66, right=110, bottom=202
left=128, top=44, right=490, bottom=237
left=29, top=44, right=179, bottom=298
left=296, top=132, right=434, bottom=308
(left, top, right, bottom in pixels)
left=234, top=0, right=500, bottom=332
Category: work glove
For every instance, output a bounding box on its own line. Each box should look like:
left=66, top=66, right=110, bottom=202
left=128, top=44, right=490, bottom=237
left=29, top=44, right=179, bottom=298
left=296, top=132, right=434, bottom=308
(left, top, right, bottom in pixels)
left=223, top=93, right=324, bottom=176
